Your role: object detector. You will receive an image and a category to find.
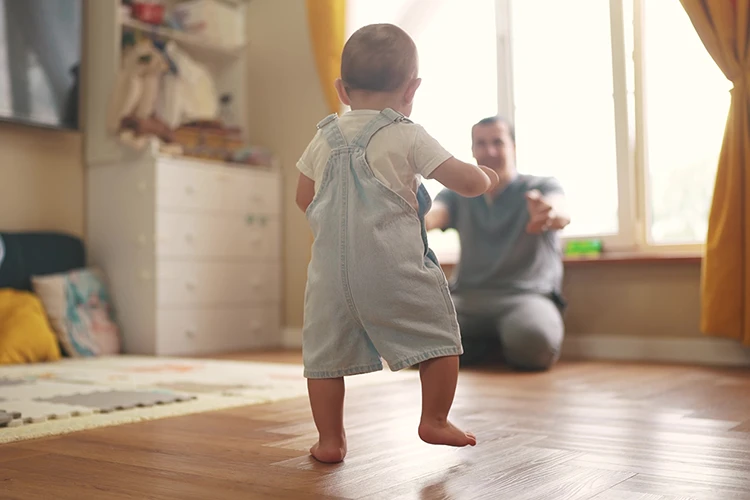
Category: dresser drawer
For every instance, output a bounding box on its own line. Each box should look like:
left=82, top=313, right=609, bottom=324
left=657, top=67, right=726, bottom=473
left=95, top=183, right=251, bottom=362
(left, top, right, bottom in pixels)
left=156, top=159, right=280, bottom=214
left=156, top=305, right=281, bottom=356
left=157, top=261, right=281, bottom=306
left=156, top=212, right=280, bottom=259
left=225, top=169, right=281, bottom=215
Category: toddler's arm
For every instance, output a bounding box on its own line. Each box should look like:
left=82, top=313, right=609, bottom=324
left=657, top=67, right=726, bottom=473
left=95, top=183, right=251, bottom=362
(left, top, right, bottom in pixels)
left=429, top=158, right=499, bottom=198
left=296, top=173, right=315, bottom=212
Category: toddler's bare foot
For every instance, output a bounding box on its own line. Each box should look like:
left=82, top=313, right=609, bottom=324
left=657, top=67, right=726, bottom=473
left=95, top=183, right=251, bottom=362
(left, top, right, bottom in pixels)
left=418, top=420, right=476, bottom=447
left=310, top=435, right=347, bottom=463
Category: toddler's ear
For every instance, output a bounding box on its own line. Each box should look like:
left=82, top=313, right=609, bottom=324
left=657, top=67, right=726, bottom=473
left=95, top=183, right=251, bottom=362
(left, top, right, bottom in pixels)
left=334, top=79, right=351, bottom=106
left=404, top=77, right=422, bottom=105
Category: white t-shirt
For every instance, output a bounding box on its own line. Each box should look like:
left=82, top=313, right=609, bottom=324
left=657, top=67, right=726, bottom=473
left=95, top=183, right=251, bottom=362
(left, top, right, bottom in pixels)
left=296, top=110, right=452, bottom=210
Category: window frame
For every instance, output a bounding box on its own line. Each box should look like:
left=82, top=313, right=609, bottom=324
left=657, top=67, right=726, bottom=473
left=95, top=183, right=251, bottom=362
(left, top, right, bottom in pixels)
left=631, top=0, right=704, bottom=254
left=494, top=0, right=706, bottom=255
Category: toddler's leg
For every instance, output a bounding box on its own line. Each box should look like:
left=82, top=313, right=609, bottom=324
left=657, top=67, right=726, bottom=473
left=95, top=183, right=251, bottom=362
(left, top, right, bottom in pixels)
left=418, top=355, right=476, bottom=447
left=307, top=377, right=347, bottom=463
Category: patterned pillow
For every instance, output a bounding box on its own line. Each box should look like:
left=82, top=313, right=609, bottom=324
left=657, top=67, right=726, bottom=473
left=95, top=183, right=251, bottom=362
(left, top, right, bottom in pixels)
left=31, top=268, right=121, bottom=357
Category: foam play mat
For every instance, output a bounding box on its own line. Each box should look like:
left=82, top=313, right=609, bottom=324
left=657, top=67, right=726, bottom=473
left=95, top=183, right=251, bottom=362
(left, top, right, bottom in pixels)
left=0, top=355, right=417, bottom=443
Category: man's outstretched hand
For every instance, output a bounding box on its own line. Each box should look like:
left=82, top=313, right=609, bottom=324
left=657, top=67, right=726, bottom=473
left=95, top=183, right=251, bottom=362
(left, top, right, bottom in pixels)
left=525, top=189, right=555, bottom=234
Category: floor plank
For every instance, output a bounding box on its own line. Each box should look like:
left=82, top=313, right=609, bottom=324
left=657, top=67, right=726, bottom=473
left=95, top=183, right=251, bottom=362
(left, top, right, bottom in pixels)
left=1, top=355, right=749, bottom=499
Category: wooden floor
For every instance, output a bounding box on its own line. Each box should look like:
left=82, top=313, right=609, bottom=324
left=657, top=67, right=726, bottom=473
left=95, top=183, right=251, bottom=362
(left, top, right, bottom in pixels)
left=2, top=352, right=750, bottom=500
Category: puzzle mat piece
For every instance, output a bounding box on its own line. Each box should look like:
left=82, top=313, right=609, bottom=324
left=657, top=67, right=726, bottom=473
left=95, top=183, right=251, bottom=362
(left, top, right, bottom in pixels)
left=0, top=381, right=113, bottom=400
left=1, top=400, right=95, bottom=426
left=0, top=379, right=29, bottom=387
left=154, top=382, right=250, bottom=394
left=48, top=366, right=308, bottom=388
left=0, top=403, right=22, bottom=418
left=41, top=390, right=195, bottom=413
left=0, top=410, right=13, bottom=427
left=66, top=355, right=308, bottom=378
left=0, top=409, right=22, bottom=428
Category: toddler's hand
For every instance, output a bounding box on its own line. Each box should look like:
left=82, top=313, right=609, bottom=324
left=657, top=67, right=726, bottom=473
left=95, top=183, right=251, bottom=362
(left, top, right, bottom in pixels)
left=479, top=166, right=500, bottom=193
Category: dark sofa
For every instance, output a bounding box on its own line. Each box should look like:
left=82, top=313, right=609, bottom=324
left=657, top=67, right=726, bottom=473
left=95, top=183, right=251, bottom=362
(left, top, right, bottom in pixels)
left=0, top=231, right=86, bottom=291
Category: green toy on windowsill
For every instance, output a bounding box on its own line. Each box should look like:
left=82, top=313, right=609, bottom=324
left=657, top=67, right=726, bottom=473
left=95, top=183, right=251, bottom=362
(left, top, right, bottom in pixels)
left=564, top=239, right=603, bottom=258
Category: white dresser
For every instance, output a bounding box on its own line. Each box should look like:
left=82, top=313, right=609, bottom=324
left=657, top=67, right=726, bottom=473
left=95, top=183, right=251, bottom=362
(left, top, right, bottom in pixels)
left=87, top=154, right=282, bottom=355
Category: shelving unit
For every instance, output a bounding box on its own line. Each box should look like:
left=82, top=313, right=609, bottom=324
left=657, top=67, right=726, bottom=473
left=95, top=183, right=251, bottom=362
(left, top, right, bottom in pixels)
left=120, top=16, right=247, bottom=61
left=83, top=1, right=250, bottom=166
left=82, top=0, right=283, bottom=355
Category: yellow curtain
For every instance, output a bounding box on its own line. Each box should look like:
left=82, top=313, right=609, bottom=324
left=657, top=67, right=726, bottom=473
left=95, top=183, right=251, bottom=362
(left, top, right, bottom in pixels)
left=680, top=0, right=750, bottom=344
left=306, top=0, right=347, bottom=115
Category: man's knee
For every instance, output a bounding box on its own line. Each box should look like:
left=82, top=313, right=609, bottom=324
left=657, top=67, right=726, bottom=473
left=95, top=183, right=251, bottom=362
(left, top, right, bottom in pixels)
left=456, top=313, right=498, bottom=366
left=499, top=313, right=564, bottom=372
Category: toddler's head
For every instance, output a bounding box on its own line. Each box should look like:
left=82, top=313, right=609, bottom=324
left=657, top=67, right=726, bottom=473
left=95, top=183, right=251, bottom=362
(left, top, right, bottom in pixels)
left=335, top=24, right=420, bottom=116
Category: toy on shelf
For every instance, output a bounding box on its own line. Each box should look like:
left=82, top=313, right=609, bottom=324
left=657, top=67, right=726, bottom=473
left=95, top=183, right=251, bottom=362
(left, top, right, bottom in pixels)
left=106, top=38, right=177, bottom=152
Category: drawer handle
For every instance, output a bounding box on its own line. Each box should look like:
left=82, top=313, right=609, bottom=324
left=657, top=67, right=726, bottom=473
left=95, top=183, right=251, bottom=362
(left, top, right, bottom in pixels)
left=185, top=185, right=195, bottom=195
left=185, top=281, right=196, bottom=291
left=185, top=329, right=196, bottom=339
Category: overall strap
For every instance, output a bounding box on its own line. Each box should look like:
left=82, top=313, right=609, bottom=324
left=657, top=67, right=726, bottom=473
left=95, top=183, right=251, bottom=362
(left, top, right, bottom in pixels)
left=316, top=114, right=348, bottom=149
left=350, top=108, right=408, bottom=149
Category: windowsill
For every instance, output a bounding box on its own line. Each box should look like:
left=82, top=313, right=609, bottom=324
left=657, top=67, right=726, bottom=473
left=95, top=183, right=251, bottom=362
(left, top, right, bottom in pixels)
left=437, top=250, right=702, bottom=268
left=562, top=251, right=702, bottom=266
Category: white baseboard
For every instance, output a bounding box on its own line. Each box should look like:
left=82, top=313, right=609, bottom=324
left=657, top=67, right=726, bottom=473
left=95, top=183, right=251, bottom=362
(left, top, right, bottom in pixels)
left=281, top=329, right=750, bottom=367
left=562, top=334, right=750, bottom=367
left=282, top=327, right=303, bottom=349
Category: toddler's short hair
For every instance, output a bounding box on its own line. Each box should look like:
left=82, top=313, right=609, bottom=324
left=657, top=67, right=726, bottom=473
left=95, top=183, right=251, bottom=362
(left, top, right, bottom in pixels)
left=341, top=23, right=418, bottom=93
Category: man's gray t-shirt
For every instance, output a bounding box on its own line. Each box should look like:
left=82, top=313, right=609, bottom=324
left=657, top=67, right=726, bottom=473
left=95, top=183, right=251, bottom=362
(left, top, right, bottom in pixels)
left=435, top=174, right=564, bottom=313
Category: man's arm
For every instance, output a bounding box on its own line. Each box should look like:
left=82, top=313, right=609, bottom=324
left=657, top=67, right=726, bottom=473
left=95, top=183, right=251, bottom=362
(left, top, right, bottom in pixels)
left=525, top=190, right=571, bottom=234
left=425, top=201, right=450, bottom=232
left=296, top=173, right=315, bottom=212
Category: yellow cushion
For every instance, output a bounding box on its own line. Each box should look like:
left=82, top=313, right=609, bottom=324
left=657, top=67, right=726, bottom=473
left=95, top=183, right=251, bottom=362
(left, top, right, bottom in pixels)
left=0, top=288, right=61, bottom=364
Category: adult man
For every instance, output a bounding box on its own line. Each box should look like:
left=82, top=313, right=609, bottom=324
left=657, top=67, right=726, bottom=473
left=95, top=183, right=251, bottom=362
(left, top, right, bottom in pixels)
left=425, top=116, right=570, bottom=371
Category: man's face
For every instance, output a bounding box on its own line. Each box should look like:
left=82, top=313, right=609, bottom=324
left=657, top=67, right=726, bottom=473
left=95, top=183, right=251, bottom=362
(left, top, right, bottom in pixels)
left=471, top=121, right=515, bottom=173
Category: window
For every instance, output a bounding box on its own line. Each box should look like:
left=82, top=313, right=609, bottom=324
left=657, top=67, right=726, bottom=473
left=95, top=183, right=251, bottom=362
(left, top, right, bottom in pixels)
left=508, top=0, right=730, bottom=249
left=347, top=0, right=497, bottom=259
left=640, top=0, right=732, bottom=245
left=347, top=0, right=731, bottom=258
left=510, top=0, right=621, bottom=239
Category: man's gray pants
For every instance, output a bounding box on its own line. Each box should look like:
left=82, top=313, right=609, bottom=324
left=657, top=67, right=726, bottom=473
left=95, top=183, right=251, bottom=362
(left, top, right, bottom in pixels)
left=454, top=293, right=565, bottom=371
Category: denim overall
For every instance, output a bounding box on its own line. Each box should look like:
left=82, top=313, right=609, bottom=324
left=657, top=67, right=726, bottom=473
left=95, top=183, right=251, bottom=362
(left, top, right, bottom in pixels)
left=302, top=108, right=462, bottom=379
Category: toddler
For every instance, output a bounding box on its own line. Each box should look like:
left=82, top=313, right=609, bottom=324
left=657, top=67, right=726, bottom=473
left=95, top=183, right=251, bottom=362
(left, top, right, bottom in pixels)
left=295, top=23, right=499, bottom=463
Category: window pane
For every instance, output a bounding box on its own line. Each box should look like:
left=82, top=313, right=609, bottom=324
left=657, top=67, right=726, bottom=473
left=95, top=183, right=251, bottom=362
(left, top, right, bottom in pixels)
left=642, top=1, right=731, bottom=245
left=348, top=0, right=497, bottom=258
left=511, top=0, right=620, bottom=237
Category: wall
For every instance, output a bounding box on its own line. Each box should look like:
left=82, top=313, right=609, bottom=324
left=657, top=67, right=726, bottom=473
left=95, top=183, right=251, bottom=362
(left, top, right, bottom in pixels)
left=245, top=0, right=327, bottom=328
left=444, top=261, right=703, bottom=338
left=562, top=262, right=701, bottom=338
left=0, top=122, right=84, bottom=236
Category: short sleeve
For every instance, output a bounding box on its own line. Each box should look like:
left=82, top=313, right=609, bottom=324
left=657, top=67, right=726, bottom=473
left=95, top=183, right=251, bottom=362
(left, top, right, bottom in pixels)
left=296, top=130, right=321, bottom=179
left=435, top=188, right=459, bottom=231
left=536, top=176, right=564, bottom=196
left=409, top=125, right=453, bottom=178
